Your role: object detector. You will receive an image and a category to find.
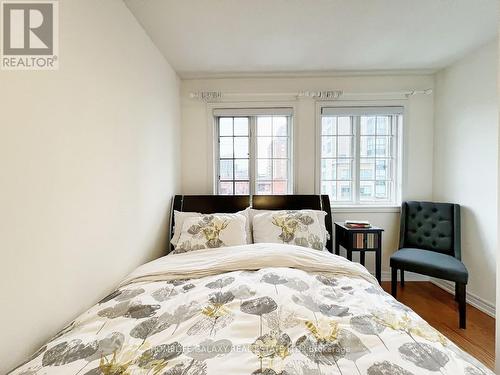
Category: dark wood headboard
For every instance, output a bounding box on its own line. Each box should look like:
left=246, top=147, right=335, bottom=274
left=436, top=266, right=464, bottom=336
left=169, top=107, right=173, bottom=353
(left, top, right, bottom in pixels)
left=170, top=194, right=333, bottom=252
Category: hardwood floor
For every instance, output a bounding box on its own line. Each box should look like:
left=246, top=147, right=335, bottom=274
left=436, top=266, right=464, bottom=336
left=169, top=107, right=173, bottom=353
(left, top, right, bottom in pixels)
left=381, top=281, right=495, bottom=370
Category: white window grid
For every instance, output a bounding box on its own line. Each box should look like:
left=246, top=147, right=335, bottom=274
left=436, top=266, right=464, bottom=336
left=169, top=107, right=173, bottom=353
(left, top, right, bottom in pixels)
left=319, top=111, right=402, bottom=205
left=215, top=115, right=293, bottom=195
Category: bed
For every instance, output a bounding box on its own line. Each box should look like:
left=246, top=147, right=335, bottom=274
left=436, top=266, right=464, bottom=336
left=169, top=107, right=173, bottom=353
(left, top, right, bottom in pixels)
left=10, top=195, right=492, bottom=375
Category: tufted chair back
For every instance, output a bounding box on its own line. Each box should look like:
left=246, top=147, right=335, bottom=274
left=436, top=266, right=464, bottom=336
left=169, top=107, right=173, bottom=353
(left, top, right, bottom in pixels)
left=399, top=201, right=461, bottom=259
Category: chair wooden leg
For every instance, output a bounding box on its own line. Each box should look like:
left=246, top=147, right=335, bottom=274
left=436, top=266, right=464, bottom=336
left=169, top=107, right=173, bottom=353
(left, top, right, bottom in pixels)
left=400, top=269, right=405, bottom=287
left=391, top=267, right=397, bottom=298
left=455, top=283, right=459, bottom=302
left=456, top=282, right=466, bottom=329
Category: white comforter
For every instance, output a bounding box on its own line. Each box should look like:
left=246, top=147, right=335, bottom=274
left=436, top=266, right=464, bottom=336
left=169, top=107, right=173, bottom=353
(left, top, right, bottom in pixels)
left=10, top=243, right=492, bottom=375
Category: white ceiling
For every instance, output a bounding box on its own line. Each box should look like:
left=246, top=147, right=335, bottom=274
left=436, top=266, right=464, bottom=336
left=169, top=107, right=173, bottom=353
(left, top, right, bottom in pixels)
left=124, top=0, right=498, bottom=78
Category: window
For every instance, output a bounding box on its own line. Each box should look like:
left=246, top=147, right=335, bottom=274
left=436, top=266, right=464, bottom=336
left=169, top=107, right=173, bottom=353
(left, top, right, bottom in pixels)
left=215, top=109, right=293, bottom=195
left=320, top=106, right=403, bottom=205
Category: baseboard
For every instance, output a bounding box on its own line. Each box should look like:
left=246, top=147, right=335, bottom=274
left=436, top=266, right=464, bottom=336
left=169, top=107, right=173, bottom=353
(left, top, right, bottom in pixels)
left=375, top=272, right=495, bottom=318
left=429, top=279, right=495, bottom=318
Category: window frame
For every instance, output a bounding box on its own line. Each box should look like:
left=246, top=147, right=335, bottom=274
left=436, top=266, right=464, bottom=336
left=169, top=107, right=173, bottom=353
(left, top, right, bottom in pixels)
left=316, top=101, right=405, bottom=208
left=213, top=108, right=295, bottom=195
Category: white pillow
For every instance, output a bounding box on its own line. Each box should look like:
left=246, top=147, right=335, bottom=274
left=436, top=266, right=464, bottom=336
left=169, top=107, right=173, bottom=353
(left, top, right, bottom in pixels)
left=173, top=213, right=247, bottom=254
left=171, top=208, right=251, bottom=246
left=240, top=207, right=252, bottom=244
left=252, top=210, right=327, bottom=250
left=249, top=208, right=329, bottom=246
left=171, top=210, right=201, bottom=246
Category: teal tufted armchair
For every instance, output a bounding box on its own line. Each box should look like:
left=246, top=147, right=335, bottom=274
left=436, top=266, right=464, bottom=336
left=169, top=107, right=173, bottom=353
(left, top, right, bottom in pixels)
left=390, top=201, right=468, bottom=328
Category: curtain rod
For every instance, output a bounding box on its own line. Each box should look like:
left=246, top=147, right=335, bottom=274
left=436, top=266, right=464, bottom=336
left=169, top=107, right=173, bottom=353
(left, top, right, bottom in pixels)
left=189, top=89, right=433, bottom=101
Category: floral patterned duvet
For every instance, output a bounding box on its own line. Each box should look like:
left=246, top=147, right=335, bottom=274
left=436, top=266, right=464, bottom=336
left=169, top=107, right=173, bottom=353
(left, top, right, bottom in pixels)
left=10, top=244, right=492, bottom=375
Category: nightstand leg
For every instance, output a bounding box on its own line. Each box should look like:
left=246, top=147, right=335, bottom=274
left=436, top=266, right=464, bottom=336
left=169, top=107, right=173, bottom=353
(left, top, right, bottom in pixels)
left=347, top=250, right=352, bottom=261
left=375, top=248, right=381, bottom=284
left=334, top=225, right=340, bottom=255
left=375, top=232, right=382, bottom=284
left=360, top=251, right=365, bottom=266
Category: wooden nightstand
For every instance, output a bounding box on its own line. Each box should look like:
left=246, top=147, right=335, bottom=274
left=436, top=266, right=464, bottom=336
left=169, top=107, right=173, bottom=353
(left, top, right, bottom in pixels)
left=334, top=222, right=384, bottom=284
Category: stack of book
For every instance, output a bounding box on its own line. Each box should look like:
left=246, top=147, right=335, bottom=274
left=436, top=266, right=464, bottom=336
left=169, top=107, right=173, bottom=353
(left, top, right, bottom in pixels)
left=344, top=220, right=371, bottom=229
left=352, top=232, right=378, bottom=249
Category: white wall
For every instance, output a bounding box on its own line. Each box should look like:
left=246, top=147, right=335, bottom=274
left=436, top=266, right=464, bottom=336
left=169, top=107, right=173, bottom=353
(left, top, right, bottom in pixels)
left=180, top=74, right=435, bottom=275
left=497, top=36, right=500, bottom=375
left=0, top=1, right=180, bottom=372
left=433, top=41, right=498, bottom=310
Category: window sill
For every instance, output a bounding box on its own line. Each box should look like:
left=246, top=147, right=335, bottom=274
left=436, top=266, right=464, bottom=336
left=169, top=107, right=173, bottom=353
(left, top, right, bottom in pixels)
left=331, top=205, right=400, bottom=214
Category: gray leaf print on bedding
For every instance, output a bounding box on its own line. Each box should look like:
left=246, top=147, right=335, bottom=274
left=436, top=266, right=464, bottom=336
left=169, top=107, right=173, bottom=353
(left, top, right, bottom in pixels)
left=97, top=288, right=144, bottom=304
left=123, top=303, right=160, bottom=319
left=97, top=301, right=131, bottom=319
left=114, top=288, right=145, bottom=302
left=295, top=335, right=343, bottom=365
left=351, top=315, right=385, bottom=335
left=367, top=361, right=414, bottom=375
left=265, top=309, right=301, bottom=331
left=252, top=369, right=289, bottom=375
left=152, top=285, right=178, bottom=302
left=205, top=276, right=235, bottom=289
left=294, top=237, right=309, bottom=248
left=365, top=285, right=386, bottom=296
left=209, top=291, right=235, bottom=305
left=241, top=296, right=278, bottom=316
left=187, top=313, right=234, bottom=336
left=131, top=302, right=200, bottom=340
left=188, top=295, right=234, bottom=336
left=292, top=294, right=320, bottom=312
left=284, top=278, right=309, bottom=292
left=338, top=329, right=369, bottom=362
left=295, top=234, right=322, bottom=250
left=308, top=234, right=323, bottom=250
left=137, top=342, right=183, bottom=368
left=318, top=303, right=350, bottom=317
left=131, top=317, right=167, bottom=341
left=230, top=285, right=256, bottom=300
left=297, top=214, right=314, bottom=225
left=42, top=340, right=98, bottom=366
left=98, top=302, right=160, bottom=320
left=316, top=275, right=338, bottom=287
left=187, top=339, right=232, bottom=361
left=168, top=302, right=201, bottom=334
left=284, top=360, right=321, bottom=375
left=321, top=289, right=344, bottom=301
left=262, top=273, right=288, bottom=294
left=399, top=342, right=449, bottom=371
left=166, top=279, right=188, bottom=286
left=85, top=332, right=125, bottom=362
left=251, top=331, right=292, bottom=359
left=164, top=359, right=207, bottom=375
left=182, top=283, right=196, bottom=292
left=173, top=242, right=205, bottom=254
